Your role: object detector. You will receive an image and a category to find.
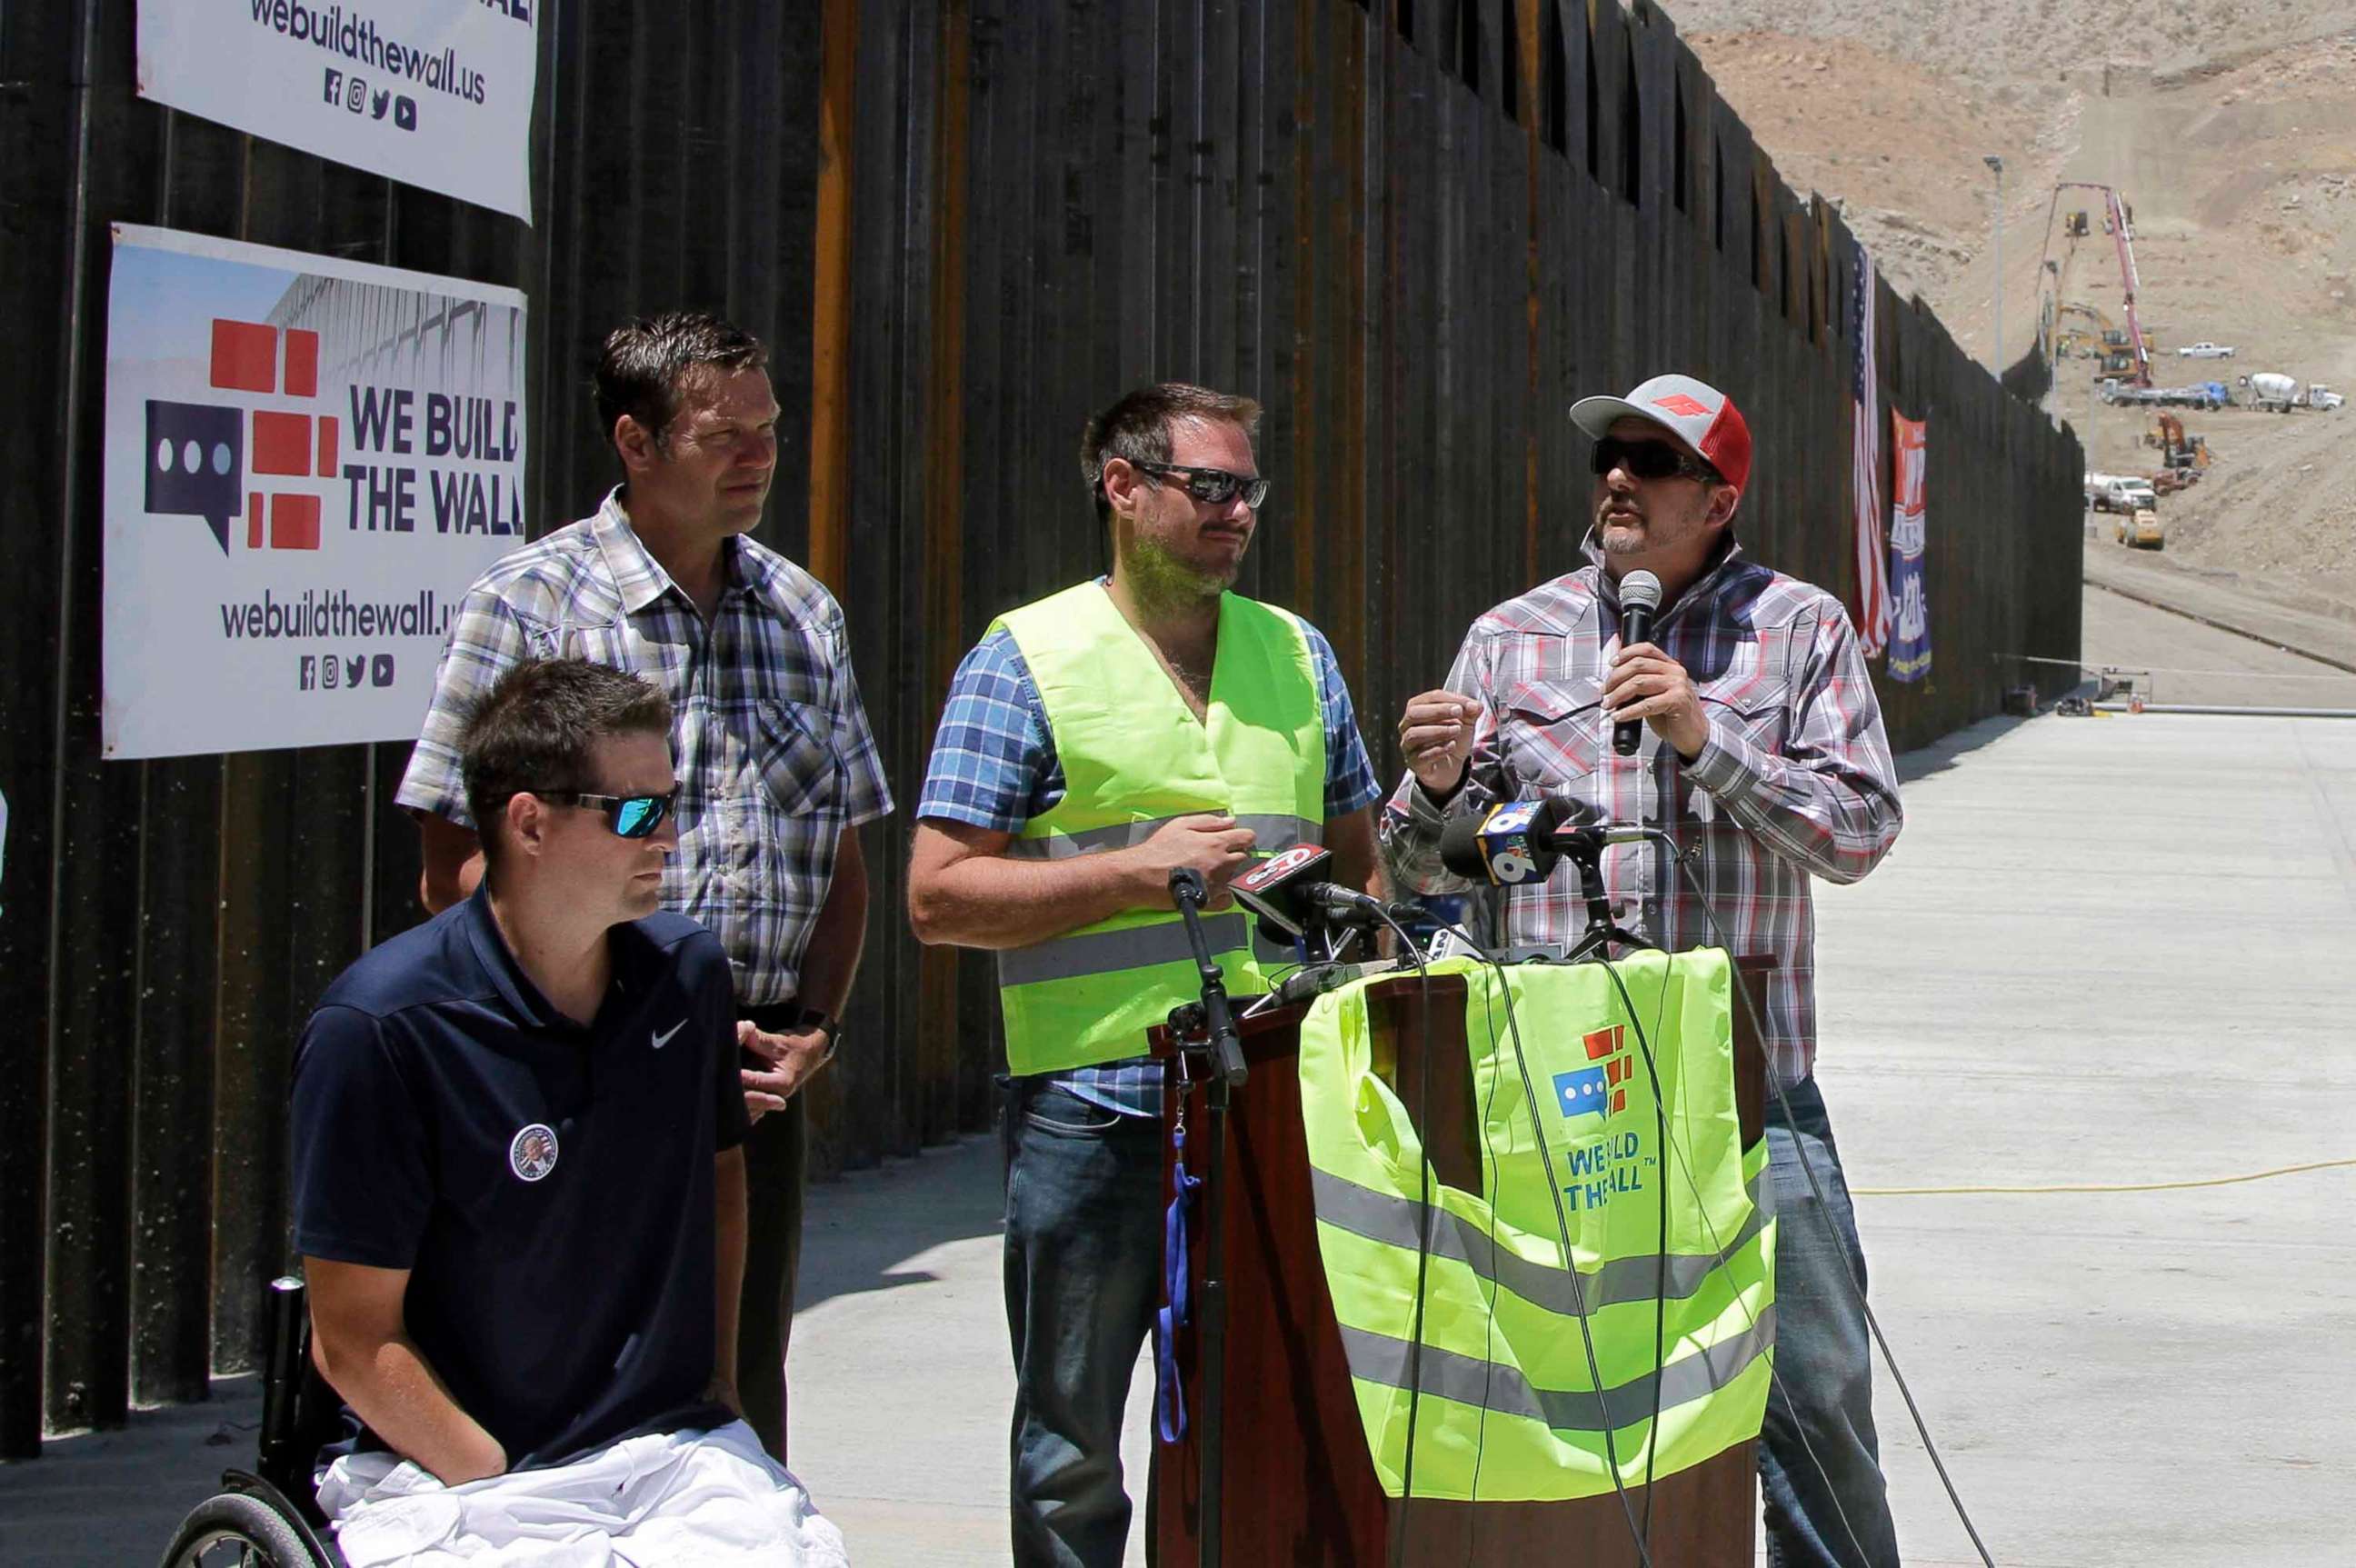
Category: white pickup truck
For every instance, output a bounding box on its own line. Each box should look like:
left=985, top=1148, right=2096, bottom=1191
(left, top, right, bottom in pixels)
left=2177, top=342, right=2237, bottom=358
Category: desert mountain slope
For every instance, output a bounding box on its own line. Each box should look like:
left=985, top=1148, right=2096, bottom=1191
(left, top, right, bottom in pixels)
left=1669, top=6, right=2356, bottom=617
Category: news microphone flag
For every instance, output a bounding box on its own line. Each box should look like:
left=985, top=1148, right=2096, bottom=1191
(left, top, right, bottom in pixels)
left=1229, top=843, right=1335, bottom=938
left=1437, top=799, right=1558, bottom=887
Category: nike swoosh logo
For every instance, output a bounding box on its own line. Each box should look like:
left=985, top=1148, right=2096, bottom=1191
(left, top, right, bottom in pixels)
left=651, top=1020, right=687, bottom=1050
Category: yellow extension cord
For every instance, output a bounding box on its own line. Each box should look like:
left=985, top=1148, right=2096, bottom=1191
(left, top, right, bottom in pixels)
left=1853, top=1156, right=2356, bottom=1197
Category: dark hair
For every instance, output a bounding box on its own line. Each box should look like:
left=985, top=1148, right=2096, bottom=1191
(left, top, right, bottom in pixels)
left=1078, top=383, right=1263, bottom=521
left=460, top=659, right=673, bottom=866
left=594, top=311, right=769, bottom=453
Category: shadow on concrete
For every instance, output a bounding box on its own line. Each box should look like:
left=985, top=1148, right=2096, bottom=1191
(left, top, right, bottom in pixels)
left=795, top=1132, right=1005, bottom=1317
left=0, top=1375, right=264, bottom=1565
left=1895, top=709, right=2042, bottom=785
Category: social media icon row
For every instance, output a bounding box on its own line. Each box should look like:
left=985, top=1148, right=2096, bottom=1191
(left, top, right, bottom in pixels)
left=322, top=68, right=417, bottom=131
left=300, top=653, right=396, bottom=691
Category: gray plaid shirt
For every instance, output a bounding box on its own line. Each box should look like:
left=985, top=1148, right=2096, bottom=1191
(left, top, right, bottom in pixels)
left=396, top=489, right=893, bottom=1006
left=1382, top=535, right=1902, bottom=1087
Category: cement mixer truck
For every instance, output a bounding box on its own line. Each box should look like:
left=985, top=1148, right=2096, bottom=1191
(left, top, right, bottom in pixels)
left=2239, top=373, right=2341, bottom=412
left=2243, top=372, right=2299, bottom=411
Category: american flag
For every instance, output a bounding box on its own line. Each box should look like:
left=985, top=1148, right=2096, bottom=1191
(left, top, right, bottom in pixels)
left=1851, top=238, right=1891, bottom=657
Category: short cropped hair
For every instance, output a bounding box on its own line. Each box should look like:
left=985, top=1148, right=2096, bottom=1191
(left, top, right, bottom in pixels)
left=460, top=659, right=673, bottom=867
left=1079, top=383, right=1263, bottom=522
left=594, top=311, right=769, bottom=453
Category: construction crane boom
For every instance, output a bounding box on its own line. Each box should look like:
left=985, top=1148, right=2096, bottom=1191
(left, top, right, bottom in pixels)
left=2040, top=180, right=2153, bottom=385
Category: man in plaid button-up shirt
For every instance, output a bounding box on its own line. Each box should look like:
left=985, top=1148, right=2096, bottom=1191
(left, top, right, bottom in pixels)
left=1383, top=375, right=1903, bottom=1568
left=398, top=313, right=891, bottom=1465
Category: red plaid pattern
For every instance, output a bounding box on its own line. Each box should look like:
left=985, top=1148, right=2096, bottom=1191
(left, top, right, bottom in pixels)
left=1383, top=539, right=1903, bottom=1086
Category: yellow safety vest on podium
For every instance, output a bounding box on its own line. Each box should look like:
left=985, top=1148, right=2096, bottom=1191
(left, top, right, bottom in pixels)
left=993, top=583, right=1328, bottom=1074
left=1296, top=950, right=1775, bottom=1500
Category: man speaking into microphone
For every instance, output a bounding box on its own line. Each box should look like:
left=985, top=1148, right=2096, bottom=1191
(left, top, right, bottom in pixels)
left=1381, top=374, right=1905, bottom=1568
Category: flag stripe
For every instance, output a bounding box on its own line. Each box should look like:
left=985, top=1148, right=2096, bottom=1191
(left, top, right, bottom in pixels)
left=1852, top=240, right=1891, bottom=657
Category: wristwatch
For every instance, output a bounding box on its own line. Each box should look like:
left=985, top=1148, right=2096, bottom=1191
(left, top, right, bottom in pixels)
left=793, top=1005, right=842, bottom=1066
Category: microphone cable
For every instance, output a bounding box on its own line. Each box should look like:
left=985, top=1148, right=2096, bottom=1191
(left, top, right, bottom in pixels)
left=1360, top=902, right=1437, bottom=1568
left=1552, top=826, right=1886, bottom=1566
left=1587, top=944, right=1678, bottom=1542
left=1434, top=920, right=1658, bottom=1568
left=1455, top=819, right=1869, bottom=1567
left=1589, top=943, right=1876, bottom=1568
left=1668, top=845, right=1998, bottom=1568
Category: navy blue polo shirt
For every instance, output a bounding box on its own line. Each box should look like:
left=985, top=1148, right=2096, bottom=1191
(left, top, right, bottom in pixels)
left=290, top=886, right=750, bottom=1473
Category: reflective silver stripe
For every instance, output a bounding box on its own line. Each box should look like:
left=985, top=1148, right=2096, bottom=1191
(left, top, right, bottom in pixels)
left=1337, top=1304, right=1775, bottom=1434
left=1007, top=814, right=1320, bottom=861
left=1311, top=1166, right=1768, bottom=1320
left=998, top=914, right=1250, bottom=987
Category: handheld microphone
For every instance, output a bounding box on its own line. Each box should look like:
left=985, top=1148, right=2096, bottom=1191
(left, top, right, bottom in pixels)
left=1438, top=797, right=1654, bottom=886
left=1612, top=569, right=1663, bottom=757
left=1230, top=844, right=1407, bottom=939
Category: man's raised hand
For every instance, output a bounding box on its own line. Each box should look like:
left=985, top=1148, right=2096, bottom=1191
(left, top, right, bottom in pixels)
left=1398, top=690, right=1480, bottom=799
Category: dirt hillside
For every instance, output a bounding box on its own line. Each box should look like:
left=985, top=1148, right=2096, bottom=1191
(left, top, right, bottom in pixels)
left=1670, top=4, right=2356, bottom=622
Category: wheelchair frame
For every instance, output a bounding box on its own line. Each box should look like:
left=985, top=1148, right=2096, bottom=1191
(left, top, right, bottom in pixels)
left=159, top=1275, right=344, bottom=1568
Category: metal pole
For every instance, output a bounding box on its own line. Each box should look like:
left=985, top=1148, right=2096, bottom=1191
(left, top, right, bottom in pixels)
left=1985, top=155, right=2005, bottom=380
left=2090, top=703, right=2356, bottom=719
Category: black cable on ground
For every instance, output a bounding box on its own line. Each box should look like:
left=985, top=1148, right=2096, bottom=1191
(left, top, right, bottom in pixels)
left=1672, top=847, right=1998, bottom=1568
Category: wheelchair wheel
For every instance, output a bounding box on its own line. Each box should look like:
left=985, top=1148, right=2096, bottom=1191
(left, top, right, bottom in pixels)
left=159, top=1489, right=324, bottom=1568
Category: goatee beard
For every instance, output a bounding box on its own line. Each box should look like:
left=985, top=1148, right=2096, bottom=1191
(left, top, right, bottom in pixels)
left=1130, top=538, right=1233, bottom=608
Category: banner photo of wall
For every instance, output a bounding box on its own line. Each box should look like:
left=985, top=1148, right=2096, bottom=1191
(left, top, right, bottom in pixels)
left=1887, top=412, right=1932, bottom=683
left=136, top=0, right=537, bottom=221
left=104, top=225, right=527, bottom=760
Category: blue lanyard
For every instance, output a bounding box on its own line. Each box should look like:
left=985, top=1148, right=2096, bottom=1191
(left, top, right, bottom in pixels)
left=1153, top=1114, right=1203, bottom=1443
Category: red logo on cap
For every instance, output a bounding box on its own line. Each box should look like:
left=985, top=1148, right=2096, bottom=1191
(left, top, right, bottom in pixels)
left=1651, top=394, right=1712, bottom=417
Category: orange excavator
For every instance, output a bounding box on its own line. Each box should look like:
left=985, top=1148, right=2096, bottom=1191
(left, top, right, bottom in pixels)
left=2147, top=412, right=2210, bottom=472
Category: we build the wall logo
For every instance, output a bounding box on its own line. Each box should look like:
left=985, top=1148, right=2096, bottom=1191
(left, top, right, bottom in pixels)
left=1550, top=1024, right=1658, bottom=1213
left=145, top=319, right=339, bottom=556
left=1552, top=1025, right=1635, bottom=1121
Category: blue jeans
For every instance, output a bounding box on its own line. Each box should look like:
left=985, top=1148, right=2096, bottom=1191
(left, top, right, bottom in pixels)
left=1760, top=1077, right=1902, bottom=1568
left=1002, top=1077, right=1164, bottom=1568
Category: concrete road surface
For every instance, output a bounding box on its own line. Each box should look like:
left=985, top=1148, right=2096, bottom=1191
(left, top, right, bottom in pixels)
left=5, top=582, right=2351, bottom=1565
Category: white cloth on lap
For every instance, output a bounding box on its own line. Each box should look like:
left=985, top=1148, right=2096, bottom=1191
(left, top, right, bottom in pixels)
left=317, top=1420, right=850, bottom=1567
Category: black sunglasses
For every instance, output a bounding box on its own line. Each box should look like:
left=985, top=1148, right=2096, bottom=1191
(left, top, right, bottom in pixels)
left=540, top=788, right=680, bottom=839
left=1590, top=437, right=1722, bottom=485
left=1130, top=459, right=1271, bottom=510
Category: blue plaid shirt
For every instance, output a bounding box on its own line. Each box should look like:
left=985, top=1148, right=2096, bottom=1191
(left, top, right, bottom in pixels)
left=918, top=592, right=1383, bottom=1116
left=397, top=490, right=893, bottom=1007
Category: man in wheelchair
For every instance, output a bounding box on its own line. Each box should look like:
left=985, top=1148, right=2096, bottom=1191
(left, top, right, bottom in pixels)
left=285, top=658, right=849, bottom=1565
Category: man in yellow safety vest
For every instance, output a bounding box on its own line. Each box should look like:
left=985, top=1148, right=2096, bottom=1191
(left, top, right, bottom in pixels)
left=906, top=383, right=1385, bottom=1566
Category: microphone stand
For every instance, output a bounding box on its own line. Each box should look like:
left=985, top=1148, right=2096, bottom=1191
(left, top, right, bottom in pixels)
left=1166, top=869, right=1243, bottom=1567
left=1558, top=828, right=1658, bottom=964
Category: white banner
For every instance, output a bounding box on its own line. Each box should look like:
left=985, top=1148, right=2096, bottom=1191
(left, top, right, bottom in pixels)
left=104, top=225, right=528, bottom=760
left=136, top=0, right=537, bottom=221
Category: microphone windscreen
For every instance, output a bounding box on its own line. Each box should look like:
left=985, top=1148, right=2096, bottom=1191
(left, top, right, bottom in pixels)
left=1619, top=569, right=1663, bottom=616
left=1438, top=814, right=1490, bottom=879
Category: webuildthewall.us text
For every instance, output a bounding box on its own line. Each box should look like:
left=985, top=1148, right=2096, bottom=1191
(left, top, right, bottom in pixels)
left=218, top=587, right=452, bottom=642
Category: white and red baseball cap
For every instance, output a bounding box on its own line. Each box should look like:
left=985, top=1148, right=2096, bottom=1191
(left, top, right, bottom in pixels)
left=1569, top=374, right=1752, bottom=494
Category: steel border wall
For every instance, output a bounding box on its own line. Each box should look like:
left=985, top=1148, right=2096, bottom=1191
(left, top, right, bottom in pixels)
left=0, top=0, right=2080, bottom=1453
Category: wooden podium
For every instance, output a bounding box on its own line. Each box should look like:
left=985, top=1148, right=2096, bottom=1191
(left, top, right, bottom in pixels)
left=1148, top=962, right=1769, bottom=1566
